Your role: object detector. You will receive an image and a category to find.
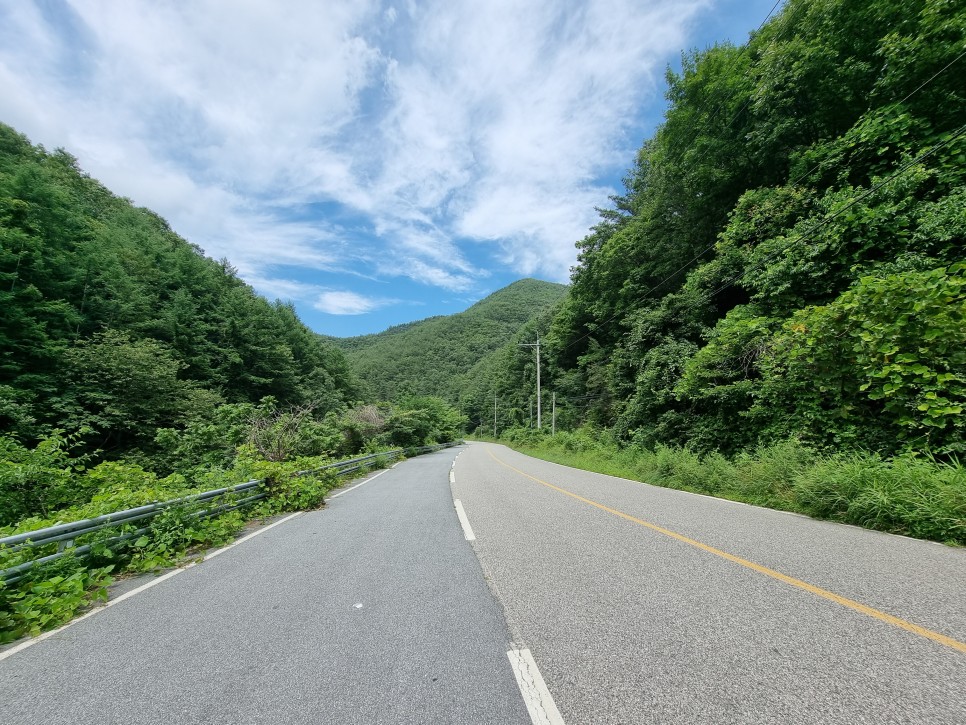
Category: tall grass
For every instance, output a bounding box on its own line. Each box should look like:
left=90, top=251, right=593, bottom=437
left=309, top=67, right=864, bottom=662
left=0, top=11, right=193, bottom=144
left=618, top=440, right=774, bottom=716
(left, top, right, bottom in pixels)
left=499, top=428, right=965, bottom=545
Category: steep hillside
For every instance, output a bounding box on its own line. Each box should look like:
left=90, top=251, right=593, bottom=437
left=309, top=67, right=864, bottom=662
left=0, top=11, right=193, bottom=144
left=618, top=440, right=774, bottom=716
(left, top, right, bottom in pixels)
left=482, top=0, right=966, bottom=458
left=0, top=123, right=358, bottom=455
left=334, top=279, right=567, bottom=401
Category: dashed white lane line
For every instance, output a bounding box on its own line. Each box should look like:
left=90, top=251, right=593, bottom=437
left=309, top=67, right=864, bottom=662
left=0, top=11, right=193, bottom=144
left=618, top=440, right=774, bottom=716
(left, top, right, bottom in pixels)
left=0, top=511, right=304, bottom=662
left=453, top=499, right=476, bottom=541
left=507, top=648, right=566, bottom=725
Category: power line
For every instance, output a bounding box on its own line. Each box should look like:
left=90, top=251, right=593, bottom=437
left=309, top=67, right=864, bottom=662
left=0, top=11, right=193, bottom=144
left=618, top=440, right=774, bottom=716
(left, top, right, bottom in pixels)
left=701, top=123, right=966, bottom=302
left=784, top=47, right=966, bottom=189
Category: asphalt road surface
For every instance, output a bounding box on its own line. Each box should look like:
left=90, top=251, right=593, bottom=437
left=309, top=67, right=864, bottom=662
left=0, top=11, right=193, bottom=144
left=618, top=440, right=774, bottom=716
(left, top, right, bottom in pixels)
left=3, top=442, right=964, bottom=724
left=0, top=446, right=530, bottom=725
left=452, top=442, right=966, bottom=724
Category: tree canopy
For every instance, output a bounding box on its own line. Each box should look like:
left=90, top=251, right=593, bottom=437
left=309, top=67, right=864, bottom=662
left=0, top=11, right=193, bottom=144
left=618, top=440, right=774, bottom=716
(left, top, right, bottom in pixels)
left=0, top=123, right=359, bottom=456
left=485, top=0, right=966, bottom=456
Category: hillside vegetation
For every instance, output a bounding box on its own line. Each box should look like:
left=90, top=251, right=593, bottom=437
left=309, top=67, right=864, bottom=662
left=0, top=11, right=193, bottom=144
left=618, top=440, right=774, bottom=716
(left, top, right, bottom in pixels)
left=0, top=123, right=360, bottom=451
left=333, top=279, right=567, bottom=402
left=0, top=124, right=469, bottom=640
left=471, top=0, right=965, bottom=545
left=0, top=123, right=467, bottom=527
left=476, top=0, right=964, bottom=462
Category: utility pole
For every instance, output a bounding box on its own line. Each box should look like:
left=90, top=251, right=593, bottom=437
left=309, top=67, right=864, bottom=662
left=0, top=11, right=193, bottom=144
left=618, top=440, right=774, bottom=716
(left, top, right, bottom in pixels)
left=519, top=336, right=542, bottom=428
left=494, top=395, right=497, bottom=439
left=552, top=392, right=556, bottom=436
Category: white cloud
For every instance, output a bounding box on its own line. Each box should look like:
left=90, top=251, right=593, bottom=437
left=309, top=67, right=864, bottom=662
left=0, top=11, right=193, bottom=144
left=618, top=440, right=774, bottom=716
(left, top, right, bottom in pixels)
left=0, top=0, right=710, bottom=298
left=314, top=290, right=394, bottom=315
left=245, top=275, right=323, bottom=303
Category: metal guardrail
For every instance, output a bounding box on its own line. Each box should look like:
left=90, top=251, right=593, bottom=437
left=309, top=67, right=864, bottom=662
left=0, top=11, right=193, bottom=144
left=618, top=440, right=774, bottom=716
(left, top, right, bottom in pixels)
left=0, top=442, right=461, bottom=585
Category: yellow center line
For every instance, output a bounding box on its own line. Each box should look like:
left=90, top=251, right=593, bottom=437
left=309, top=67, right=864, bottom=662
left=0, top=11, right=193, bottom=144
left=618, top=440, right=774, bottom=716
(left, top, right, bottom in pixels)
left=485, top=447, right=966, bottom=655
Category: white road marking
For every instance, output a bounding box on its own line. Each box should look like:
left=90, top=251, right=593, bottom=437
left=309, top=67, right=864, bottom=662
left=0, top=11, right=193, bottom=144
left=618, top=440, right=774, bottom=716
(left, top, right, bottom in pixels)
left=507, top=648, right=566, bottom=725
left=329, top=469, right=390, bottom=499
left=449, top=470, right=456, bottom=483
left=453, top=499, right=476, bottom=541
left=203, top=511, right=303, bottom=560
left=0, top=511, right=303, bottom=662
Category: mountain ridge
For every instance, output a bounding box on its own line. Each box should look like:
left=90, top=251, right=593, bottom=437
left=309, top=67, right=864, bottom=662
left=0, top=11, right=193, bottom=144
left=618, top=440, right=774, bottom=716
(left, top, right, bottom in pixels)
left=331, top=278, right=568, bottom=401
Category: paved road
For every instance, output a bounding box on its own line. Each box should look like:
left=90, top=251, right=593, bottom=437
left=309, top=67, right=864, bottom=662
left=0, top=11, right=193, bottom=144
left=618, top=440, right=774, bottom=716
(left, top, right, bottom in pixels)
left=1, top=447, right=530, bottom=725
left=452, top=442, right=966, bottom=724
left=5, top=442, right=965, bottom=724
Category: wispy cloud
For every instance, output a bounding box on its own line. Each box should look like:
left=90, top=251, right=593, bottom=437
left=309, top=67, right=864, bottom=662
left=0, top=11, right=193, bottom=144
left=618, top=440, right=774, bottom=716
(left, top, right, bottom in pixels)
left=314, top=290, right=395, bottom=315
left=0, top=0, right=709, bottom=309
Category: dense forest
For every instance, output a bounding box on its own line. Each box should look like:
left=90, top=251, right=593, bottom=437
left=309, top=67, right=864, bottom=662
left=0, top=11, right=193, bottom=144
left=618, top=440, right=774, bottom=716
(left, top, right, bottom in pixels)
left=466, top=0, right=964, bottom=461
left=0, top=122, right=359, bottom=447
left=332, top=279, right=566, bottom=402
left=0, top=123, right=467, bottom=529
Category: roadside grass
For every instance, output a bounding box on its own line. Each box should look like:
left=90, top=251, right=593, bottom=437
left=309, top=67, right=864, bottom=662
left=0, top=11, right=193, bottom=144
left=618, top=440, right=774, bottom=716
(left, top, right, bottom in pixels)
left=492, top=430, right=965, bottom=546
left=0, top=450, right=391, bottom=644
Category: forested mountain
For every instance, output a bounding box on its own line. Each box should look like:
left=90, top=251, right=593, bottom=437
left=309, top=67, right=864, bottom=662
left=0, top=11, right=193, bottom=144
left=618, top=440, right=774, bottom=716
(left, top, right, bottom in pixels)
left=0, top=123, right=358, bottom=456
left=333, top=279, right=567, bottom=402
left=476, top=0, right=965, bottom=457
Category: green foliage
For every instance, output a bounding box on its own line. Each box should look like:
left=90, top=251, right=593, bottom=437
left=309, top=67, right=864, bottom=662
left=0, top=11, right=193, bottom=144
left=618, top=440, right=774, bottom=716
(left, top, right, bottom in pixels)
left=0, top=121, right=358, bottom=456
left=503, top=432, right=965, bottom=545
left=758, top=264, right=966, bottom=453
left=127, top=505, right=244, bottom=571
left=233, top=448, right=339, bottom=515
left=385, top=396, right=466, bottom=448
left=0, top=557, right=112, bottom=643
left=793, top=453, right=966, bottom=543
left=535, top=0, right=965, bottom=460
left=55, top=330, right=193, bottom=451
left=673, top=309, right=779, bottom=453
left=0, top=431, right=90, bottom=525
left=333, top=279, right=567, bottom=406
left=242, top=398, right=342, bottom=462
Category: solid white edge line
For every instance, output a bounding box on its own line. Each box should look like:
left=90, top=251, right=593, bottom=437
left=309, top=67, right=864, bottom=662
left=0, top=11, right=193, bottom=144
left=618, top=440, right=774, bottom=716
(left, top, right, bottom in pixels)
left=0, top=511, right=304, bottom=663
left=453, top=499, right=476, bottom=541
left=328, top=468, right=390, bottom=499
left=203, top=511, right=303, bottom=559
left=507, top=648, right=566, bottom=725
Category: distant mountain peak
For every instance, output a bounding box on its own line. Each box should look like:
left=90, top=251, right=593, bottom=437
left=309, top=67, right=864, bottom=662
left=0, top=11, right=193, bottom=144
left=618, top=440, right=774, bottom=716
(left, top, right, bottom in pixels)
left=333, top=279, right=568, bottom=401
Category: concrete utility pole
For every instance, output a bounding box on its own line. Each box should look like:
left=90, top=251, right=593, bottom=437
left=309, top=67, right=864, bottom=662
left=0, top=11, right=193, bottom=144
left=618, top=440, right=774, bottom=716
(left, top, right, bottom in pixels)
left=494, top=395, right=497, bottom=438
left=519, top=337, right=542, bottom=428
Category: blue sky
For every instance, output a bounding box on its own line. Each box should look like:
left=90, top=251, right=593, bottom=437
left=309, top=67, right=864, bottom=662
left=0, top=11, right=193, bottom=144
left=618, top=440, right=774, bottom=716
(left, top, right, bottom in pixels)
left=0, top=0, right=781, bottom=337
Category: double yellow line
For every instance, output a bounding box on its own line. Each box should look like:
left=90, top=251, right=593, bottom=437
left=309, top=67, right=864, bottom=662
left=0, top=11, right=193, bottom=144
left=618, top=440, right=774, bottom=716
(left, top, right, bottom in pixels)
left=486, top=447, right=966, bottom=655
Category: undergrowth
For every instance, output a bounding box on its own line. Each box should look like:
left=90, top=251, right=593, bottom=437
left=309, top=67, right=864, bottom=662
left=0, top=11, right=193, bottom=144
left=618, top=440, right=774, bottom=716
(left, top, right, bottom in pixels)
left=0, top=448, right=393, bottom=644
left=498, top=427, right=965, bottom=546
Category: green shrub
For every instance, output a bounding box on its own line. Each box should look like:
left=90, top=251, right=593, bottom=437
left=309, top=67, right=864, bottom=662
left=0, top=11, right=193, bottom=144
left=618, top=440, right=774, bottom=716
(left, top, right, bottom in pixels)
left=757, top=264, right=966, bottom=455
left=793, top=453, right=966, bottom=542
left=0, top=432, right=89, bottom=525
left=505, top=434, right=964, bottom=545
left=0, top=556, right=112, bottom=643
